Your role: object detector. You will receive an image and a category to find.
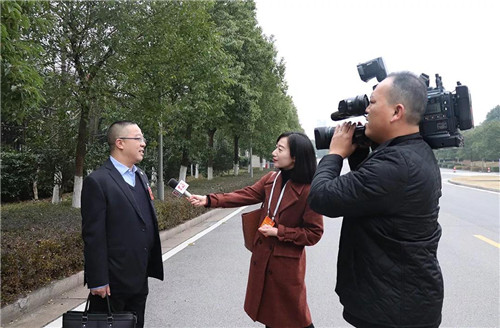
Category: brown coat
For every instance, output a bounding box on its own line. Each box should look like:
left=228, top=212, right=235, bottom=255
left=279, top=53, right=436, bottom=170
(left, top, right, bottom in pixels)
left=208, top=171, right=324, bottom=327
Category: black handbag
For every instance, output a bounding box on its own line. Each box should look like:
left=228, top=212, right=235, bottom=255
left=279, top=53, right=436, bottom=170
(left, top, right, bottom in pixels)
left=62, top=293, right=137, bottom=328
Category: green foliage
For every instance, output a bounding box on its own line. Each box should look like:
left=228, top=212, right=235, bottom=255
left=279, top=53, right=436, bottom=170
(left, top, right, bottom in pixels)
left=1, top=150, right=38, bottom=201
left=434, top=106, right=500, bottom=161
left=1, top=0, right=302, bottom=205
left=187, top=168, right=270, bottom=194
left=1, top=199, right=83, bottom=306
left=212, top=132, right=235, bottom=174
left=1, top=1, right=47, bottom=124
left=155, top=197, right=208, bottom=231
left=485, top=105, right=500, bottom=122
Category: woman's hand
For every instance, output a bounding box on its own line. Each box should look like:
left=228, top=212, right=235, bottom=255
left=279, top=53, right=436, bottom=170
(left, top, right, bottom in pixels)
left=188, top=195, right=207, bottom=207
left=258, top=224, right=278, bottom=237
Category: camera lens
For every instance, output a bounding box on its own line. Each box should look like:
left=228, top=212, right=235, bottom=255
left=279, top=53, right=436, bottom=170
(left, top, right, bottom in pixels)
left=314, top=126, right=370, bottom=150
left=314, top=127, right=334, bottom=150
left=338, top=94, right=369, bottom=116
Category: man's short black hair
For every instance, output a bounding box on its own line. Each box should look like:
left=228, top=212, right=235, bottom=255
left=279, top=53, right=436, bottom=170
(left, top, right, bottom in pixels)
left=276, top=132, right=317, bottom=184
left=107, top=121, right=137, bottom=149
left=387, top=71, right=427, bottom=125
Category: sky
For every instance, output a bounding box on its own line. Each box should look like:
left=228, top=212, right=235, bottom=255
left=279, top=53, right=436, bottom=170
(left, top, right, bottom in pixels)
left=254, top=0, right=500, bottom=138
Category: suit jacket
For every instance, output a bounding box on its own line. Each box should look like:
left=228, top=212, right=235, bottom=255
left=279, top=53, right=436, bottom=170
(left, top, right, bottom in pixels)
left=208, top=171, right=323, bottom=327
left=81, top=159, right=164, bottom=295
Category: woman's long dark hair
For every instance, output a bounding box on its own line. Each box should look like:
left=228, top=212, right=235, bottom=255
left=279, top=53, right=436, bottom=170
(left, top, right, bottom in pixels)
left=276, top=132, right=317, bottom=184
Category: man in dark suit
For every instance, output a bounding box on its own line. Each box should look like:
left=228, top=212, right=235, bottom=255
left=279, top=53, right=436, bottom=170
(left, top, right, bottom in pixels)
left=82, top=121, right=164, bottom=328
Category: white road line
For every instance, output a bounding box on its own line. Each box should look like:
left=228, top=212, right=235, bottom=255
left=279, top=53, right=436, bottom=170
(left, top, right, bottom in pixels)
left=161, top=206, right=247, bottom=262
left=43, top=206, right=247, bottom=328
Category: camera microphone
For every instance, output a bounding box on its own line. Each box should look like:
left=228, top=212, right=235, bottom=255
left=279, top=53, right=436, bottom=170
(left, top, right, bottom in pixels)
left=167, top=178, right=192, bottom=198
left=331, top=111, right=348, bottom=121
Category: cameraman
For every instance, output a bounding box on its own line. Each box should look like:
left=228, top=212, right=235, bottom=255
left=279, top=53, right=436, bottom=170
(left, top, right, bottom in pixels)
left=308, top=72, right=443, bottom=328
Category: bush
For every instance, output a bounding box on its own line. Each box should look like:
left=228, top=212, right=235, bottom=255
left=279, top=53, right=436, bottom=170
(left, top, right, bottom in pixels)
left=1, top=151, right=39, bottom=201
left=1, top=199, right=83, bottom=306
left=0, top=169, right=272, bottom=307
left=155, top=197, right=208, bottom=231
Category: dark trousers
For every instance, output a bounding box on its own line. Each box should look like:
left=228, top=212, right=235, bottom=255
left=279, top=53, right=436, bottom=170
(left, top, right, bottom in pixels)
left=89, top=280, right=149, bottom=328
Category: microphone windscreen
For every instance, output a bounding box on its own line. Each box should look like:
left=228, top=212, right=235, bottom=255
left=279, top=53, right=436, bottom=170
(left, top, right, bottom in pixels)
left=167, top=178, right=179, bottom=189
left=331, top=111, right=348, bottom=121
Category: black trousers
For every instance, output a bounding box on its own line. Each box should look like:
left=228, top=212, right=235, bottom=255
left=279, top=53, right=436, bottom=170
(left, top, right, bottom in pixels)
left=89, top=279, right=149, bottom=328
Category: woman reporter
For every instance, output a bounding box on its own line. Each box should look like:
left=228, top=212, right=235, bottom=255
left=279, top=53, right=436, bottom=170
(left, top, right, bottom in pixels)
left=189, top=132, right=323, bottom=328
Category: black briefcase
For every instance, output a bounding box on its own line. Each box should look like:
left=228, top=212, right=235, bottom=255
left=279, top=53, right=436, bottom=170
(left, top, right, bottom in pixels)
left=62, top=293, right=137, bottom=328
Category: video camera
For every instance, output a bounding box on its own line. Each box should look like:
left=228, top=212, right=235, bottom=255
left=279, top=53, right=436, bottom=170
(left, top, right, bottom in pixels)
left=314, top=57, right=474, bottom=149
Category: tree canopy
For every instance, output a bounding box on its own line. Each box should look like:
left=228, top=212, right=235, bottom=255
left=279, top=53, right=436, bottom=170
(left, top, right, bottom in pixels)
left=1, top=0, right=303, bottom=203
left=433, top=105, right=500, bottom=162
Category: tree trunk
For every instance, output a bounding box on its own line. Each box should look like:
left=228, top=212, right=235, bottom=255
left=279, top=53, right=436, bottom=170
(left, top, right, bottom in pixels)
left=72, top=102, right=90, bottom=208
left=51, top=170, right=63, bottom=204
left=195, top=164, right=199, bottom=179
left=33, top=181, right=39, bottom=201
left=233, top=135, right=239, bottom=176
left=249, top=146, right=253, bottom=177
left=207, top=128, right=216, bottom=180
left=158, top=125, right=164, bottom=200
left=260, top=156, right=264, bottom=171
left=179, top=125, right=192, bottom=181
left=179, top=165, right=188, bottom=182
left=52, top=184, right=61, bottom=204
left=72, top=176, right=84, bottom=207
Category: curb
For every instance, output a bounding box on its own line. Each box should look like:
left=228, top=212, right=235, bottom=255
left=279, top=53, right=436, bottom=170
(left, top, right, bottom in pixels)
left=0, top=208, right=224, bottom=326
left=447, top=180, right=499, bottom=193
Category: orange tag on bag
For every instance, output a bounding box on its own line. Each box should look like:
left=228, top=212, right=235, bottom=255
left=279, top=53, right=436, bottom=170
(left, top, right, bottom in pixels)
left=260, top=216, right=275, bottom=227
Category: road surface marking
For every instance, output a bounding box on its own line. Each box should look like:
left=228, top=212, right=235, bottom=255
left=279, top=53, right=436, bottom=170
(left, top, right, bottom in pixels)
left=474, top=235, right=500, bottom=249
left=161, top=206, right=247, bottom=262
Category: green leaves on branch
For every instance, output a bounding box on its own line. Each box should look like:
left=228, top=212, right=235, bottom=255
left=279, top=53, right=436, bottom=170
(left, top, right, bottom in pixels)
left=2, top=0, right=304, bottom=202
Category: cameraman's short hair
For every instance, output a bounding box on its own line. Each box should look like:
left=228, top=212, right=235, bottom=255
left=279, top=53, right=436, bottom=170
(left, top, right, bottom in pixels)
left=107, top=121, right=137, bottom=150
left=387, top=72, right=427, bottom=125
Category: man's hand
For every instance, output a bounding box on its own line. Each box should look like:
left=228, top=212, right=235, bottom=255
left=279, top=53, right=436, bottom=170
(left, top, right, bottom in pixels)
left=329, top=122, right=358, bottom=158
left=90, top=285, right=110, bottom=298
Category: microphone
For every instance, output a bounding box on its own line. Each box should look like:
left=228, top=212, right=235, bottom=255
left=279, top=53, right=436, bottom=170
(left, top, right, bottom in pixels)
left=330, top=111, right=349, bottom=121
left=167, top=178, right=192, bottom=198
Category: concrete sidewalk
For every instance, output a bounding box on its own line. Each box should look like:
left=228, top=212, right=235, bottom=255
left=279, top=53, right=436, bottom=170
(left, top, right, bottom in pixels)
left=1, top=207, right=237, bottom=328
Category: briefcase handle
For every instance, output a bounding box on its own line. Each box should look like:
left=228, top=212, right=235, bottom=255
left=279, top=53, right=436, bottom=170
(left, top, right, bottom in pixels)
left=83, top=292, right=114, bottom=325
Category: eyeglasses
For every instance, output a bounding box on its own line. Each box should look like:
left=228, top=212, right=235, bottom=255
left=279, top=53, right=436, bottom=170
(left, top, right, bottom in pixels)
left=118, top=137, right=147, bottom=143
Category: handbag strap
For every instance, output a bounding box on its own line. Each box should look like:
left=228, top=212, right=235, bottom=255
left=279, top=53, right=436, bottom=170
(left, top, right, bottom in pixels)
left=84, top=292, right=114, bottom=325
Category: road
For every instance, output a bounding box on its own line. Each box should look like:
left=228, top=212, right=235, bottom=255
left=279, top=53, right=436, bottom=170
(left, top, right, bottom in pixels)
left=43, top=169, right=499, bottom=327
left=144, top=168, right=499, bottom=327
left=437, top=169, right=499, bottom=328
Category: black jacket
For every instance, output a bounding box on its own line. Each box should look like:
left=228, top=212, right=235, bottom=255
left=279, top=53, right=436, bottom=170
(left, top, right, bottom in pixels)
left=308, top=133, right=443, bottom=328
left=81, top=159, right=164, bottom=295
